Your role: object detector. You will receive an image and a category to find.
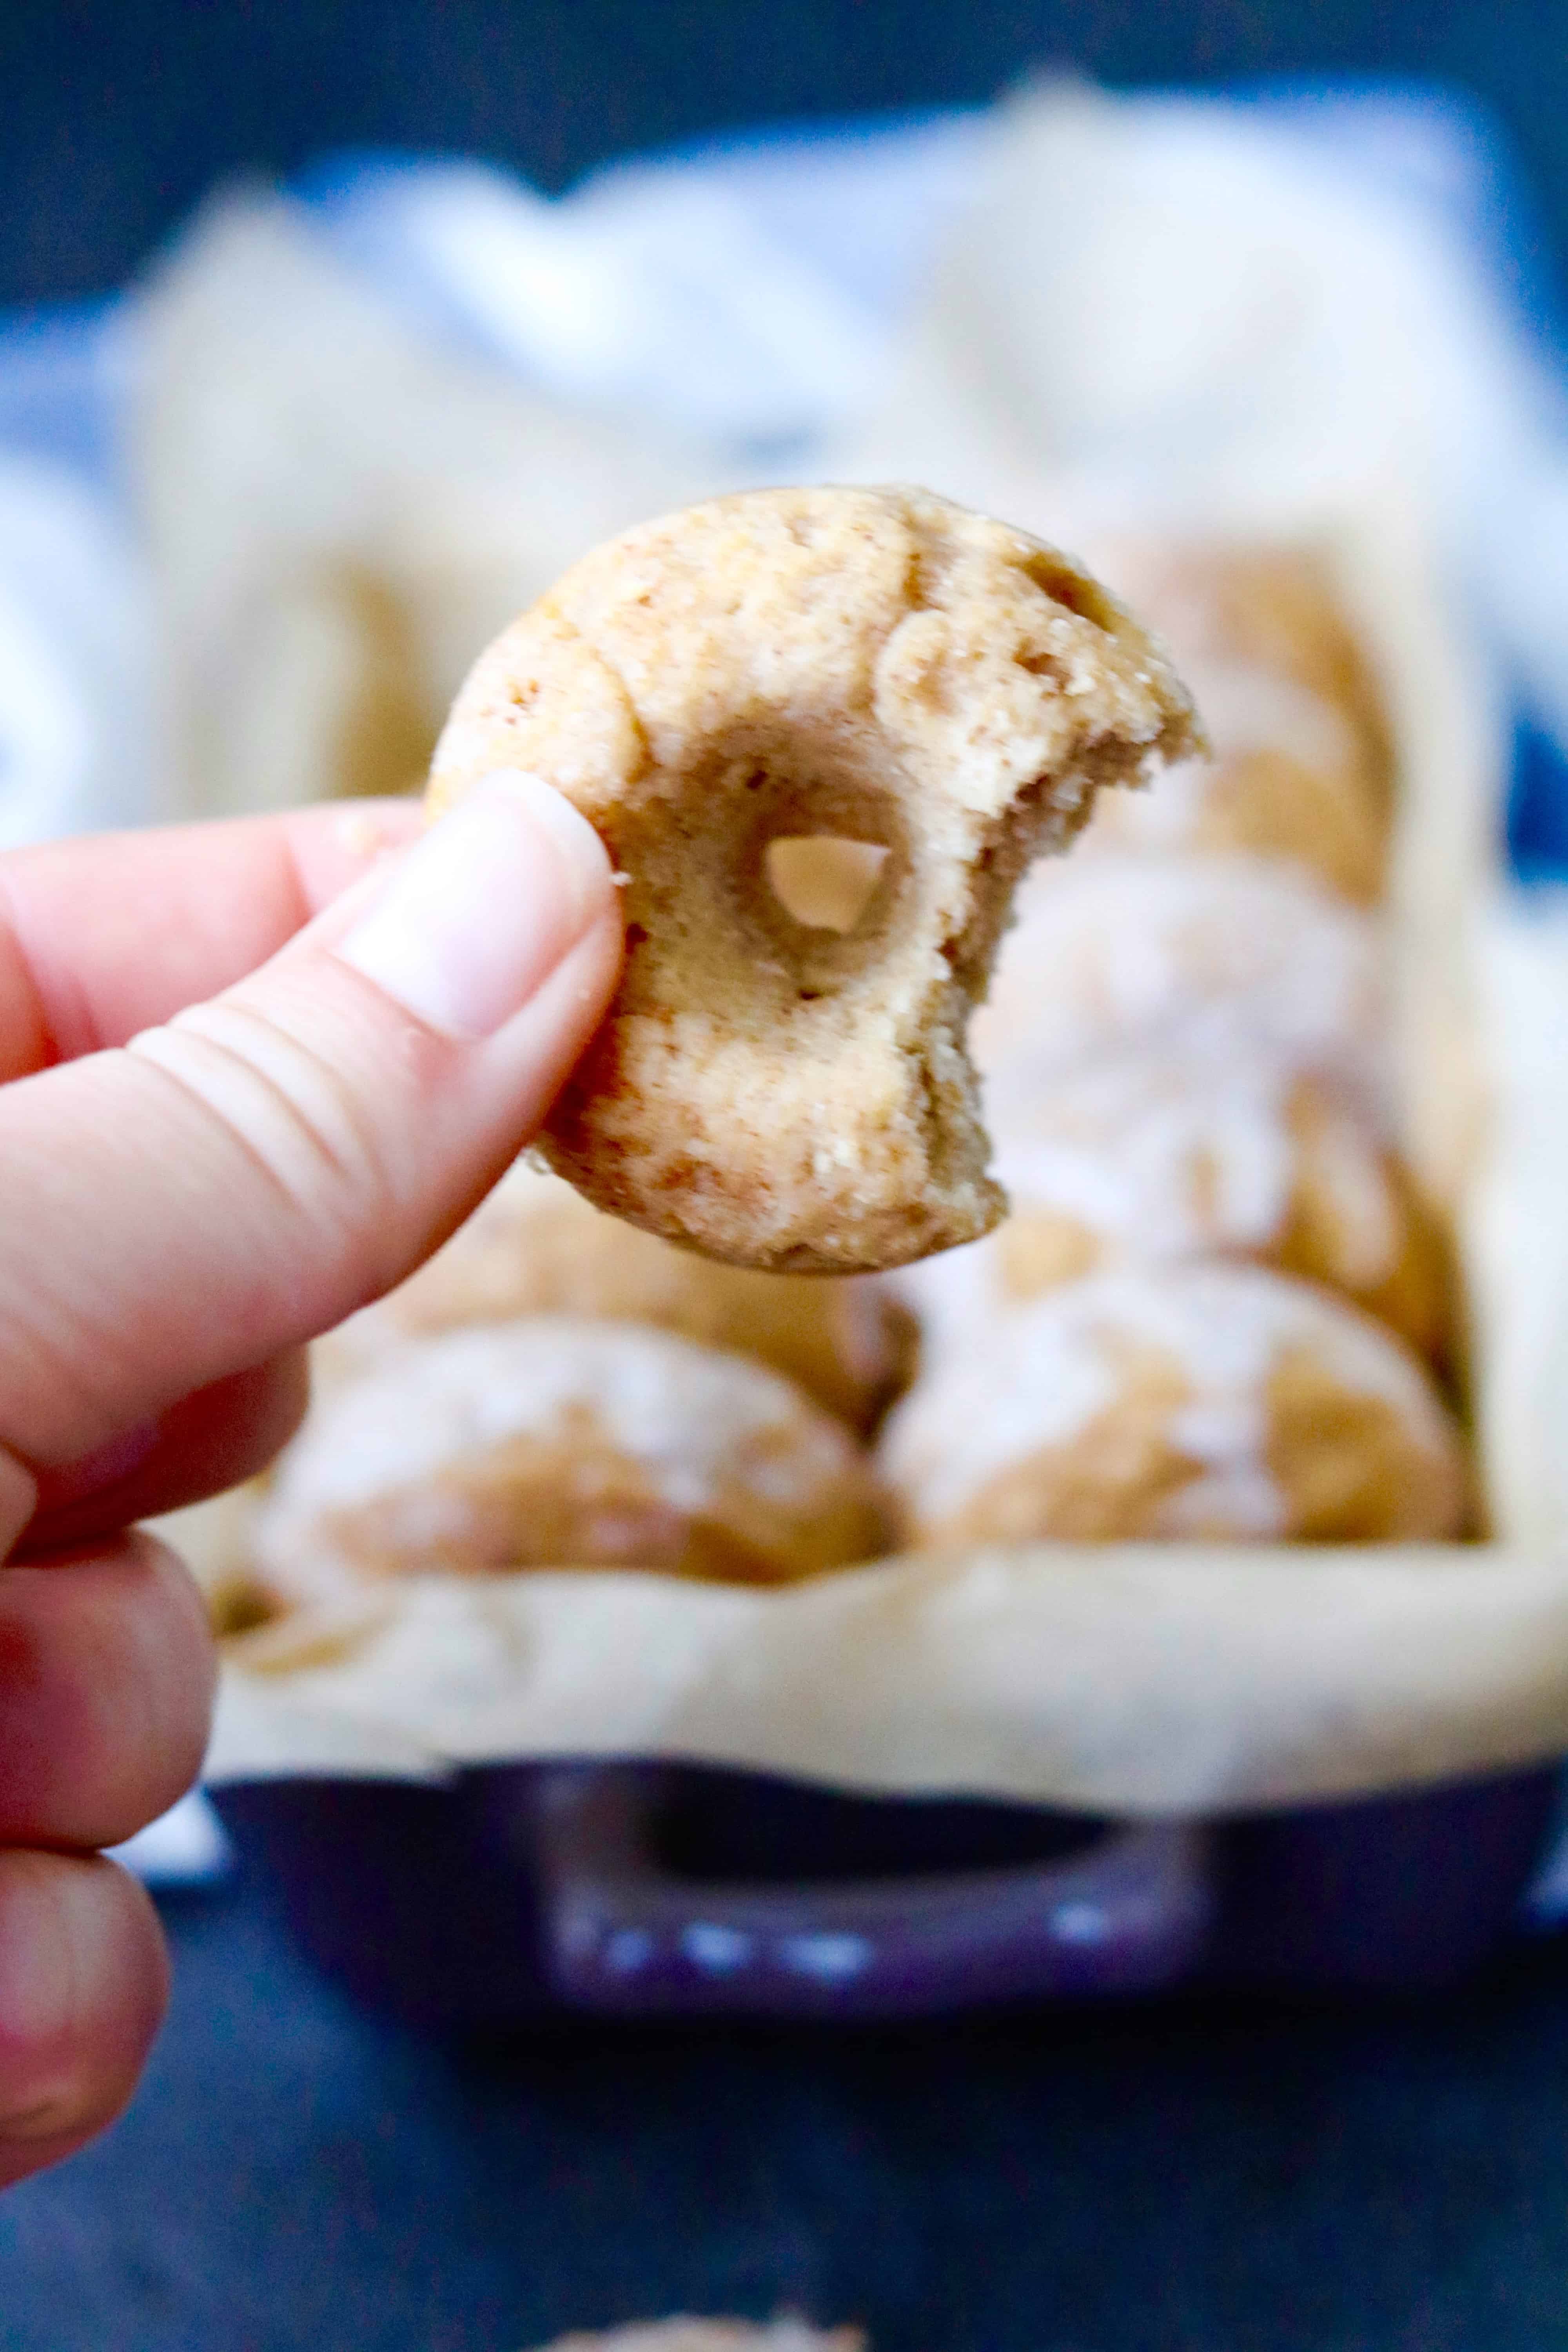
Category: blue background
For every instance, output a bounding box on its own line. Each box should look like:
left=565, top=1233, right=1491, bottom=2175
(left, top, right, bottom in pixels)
left=2, top=0, right=1566, bottom=313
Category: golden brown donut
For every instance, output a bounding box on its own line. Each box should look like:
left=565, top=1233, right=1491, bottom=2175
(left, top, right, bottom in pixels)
left=904, top=1038, right=1450, bottom=1361
left=428, top=485, right=1200, bottom=1272
left=1098, top=538, right=1395, bottom=804
left=319, top=1159, right=918, bottom=1433
left=530, top=2328, right=863, bottom=2352
left=970, top=851, right=1390, bottom=1108
left=877, top=1264, right=1468, bottom=1546
left=254, top=1318, right=893, bottom=1608
left=1081, top=663, right=1390, bottom=904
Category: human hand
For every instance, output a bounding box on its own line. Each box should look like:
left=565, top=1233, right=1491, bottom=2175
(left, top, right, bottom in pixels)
left=0, top=773, right=621, bottom=2183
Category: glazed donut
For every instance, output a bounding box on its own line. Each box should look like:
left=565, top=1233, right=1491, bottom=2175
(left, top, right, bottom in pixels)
left=319, top=1158, right=917, bottom=1432
left=970, top=852, right=1390, bottom=1108
left=877, top=1264, right=1468, bottom=1547
left=427, top=485, right=1201, bottom=1272
left=1096, top=537, right=1394, bottom=803
left=532, top=2327, right=862, bottom=2352
left=253, top=1319, right=893, bottom=1608
left=900, top=1038, right=1449, bottom=1360
left=1082, top=664, right=1390, bottom=903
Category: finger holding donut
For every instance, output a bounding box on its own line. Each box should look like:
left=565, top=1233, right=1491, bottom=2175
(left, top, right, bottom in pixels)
left=428, top=485, right=1202, bottom=1273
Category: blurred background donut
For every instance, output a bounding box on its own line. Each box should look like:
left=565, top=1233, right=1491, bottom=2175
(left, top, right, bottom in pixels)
left=971, top=852, right=1391, bottom=1105
left=877, top=1263, right=1469, bottom=1548
left=255, top=1318, right=896, bottom=1611
left=318, top=1158, right=918, bottom=1434
left=899, top=1037, right=1450, bottom=1362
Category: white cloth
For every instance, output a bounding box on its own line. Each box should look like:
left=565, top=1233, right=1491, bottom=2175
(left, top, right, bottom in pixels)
left=0, top=450, right=151, bottom=845
left=5, top=82, right=1568, bottom=850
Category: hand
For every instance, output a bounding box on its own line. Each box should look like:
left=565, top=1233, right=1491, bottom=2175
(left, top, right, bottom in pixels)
left=0, top=773, right=621, bottom=2184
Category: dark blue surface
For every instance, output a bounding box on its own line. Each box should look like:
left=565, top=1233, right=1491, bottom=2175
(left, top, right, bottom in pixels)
left=3, top=0, right=1567, bottom=311
left=8, top=1882, right=1568, bottom=2349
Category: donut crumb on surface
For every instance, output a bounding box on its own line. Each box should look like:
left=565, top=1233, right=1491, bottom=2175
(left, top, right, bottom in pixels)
left=524, top=2324, right=865, bottom=2352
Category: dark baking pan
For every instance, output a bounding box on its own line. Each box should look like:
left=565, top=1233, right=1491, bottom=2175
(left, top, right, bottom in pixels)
left=209, top=1755, right=1562, bottom=2029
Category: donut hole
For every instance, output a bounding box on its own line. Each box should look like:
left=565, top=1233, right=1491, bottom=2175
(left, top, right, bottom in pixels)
left=766, top=835, right=892, bottom=934
left=707, top=753, right=910, bottom=1002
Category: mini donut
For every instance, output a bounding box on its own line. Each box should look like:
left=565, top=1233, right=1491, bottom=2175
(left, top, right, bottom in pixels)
left=970, top=851, right=1390, bottom=1109
left=877, top=1264, right=1468, bottom=1547
left=899, top=1040, right=1450, bottom=1361
left=427, top=485, right=1201, bottom=1272
left=1097, top=538, right=1394, bottom=803
left=319, top=1158, right=917, bottom=1432
left=532, top=2326, right=863, bottom=2352
left=1081, top=663, right=1390, bottom=903
left=253, top=1318, right=893, bottom=1609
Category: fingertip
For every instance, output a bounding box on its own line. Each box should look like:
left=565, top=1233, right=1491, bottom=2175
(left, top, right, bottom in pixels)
left=110, top=1530, right=220, bottom=1828
left=0, top=1531, right=216, bottom=1849
left=472, top=768, right=617, bottom=897
left=24, top=1354, right=310, bottom=1546
left=0, top=782, right=626, bottom=1470
left=0, top=1851, right=167, bottom=2186
left=492, top=898, right=625, bottom=1104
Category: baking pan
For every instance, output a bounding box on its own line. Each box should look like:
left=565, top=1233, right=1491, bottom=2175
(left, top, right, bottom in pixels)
left=209, top=1757, right=1562, bottom=2028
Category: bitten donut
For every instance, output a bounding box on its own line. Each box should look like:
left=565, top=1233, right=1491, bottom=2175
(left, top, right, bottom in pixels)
left=877, top=1263, right=1468, bottom=1546
left=900, top=1037, right=1449, bottom=1360
left=970, top=852, right=1390, bottom=1107
left=428, top=485, right=1201, bottom=1271
left=252, top=1319, right=893, bottom=1609
left=319, top=1158, right=917, bottom=1432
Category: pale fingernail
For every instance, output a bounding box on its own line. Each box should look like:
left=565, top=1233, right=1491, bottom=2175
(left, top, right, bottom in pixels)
left=334, top=772, right=613, bottom=1038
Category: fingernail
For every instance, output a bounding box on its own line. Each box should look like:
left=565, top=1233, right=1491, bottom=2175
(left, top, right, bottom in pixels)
left=334, top=772, right=612, bottom=1038
left=0, top=1857, right=91, bottom=2132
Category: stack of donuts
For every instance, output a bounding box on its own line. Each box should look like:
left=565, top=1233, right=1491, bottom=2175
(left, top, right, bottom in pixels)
left=882, top=541, right=1471, bottom=1547
left=223, top=530, right=1471, bottom=1637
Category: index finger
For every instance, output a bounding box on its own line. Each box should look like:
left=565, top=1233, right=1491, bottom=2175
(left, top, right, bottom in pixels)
left=0, top=798, right=423, bottom=1081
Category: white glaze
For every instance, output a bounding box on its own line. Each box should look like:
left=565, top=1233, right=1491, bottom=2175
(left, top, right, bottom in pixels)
left=878, top=1262, right=1453, bottom=1532
left=897, top=1036, right=1401, bottom=1352
left=261, top=1317, right=857, bottom=1553
left=973, top=851, right=1390, bottom=1112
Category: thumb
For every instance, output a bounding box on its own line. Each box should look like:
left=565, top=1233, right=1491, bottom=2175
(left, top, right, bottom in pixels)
left=0, top=771, right=622, bottom=1472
